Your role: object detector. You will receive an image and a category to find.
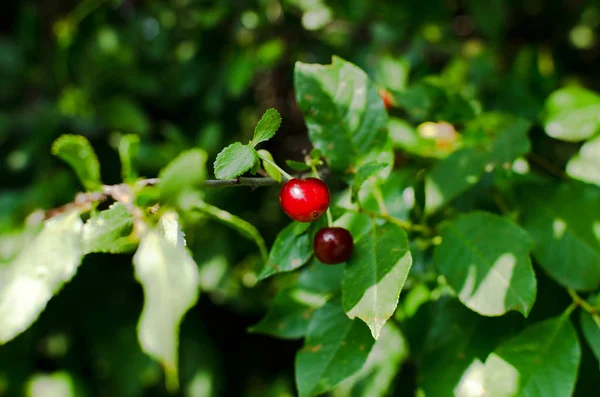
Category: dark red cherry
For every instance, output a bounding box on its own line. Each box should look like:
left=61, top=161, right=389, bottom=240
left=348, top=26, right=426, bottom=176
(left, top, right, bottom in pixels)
left=279, top=178, right=330, bottom=222
left=313, top=227, right=354, bottom=265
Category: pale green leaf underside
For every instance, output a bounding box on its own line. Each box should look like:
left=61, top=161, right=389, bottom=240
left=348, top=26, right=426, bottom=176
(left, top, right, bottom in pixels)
left=82, top=203, right=135, bottom=254
left=213, top=142, right=258, bottom=180
left=0, top=210, right=84, bottom=344
left=52, top=134, right=102, bottom=191
left=251, top=108, right=282, bottom=146
left=295, top=298, right=375, bottom=397
left=342, top=219, right=412, bottom=339
left=159, top=148, right=208, bottom=199
left=566, top=135, right=600, bottom=187
left=435, top=212, right=536, bottom=317
left=133, top=214, right=199, bottom=392
left=543, top=86, right=600, bottom=142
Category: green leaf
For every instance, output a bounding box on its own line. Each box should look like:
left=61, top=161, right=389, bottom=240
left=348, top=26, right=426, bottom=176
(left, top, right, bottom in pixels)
left=484, top=116, right=531, bottom=165
left=294, top=56, right=389, bottom=172
left=483, top=313, right=581, bottom=396
left=580, top=305, right=600, bottom=366
left=375, top=55, right=410, bottom=92
left=251, top=108, right=282, bottom=146
left=51, top=135, right=102, bottom=191
left=0, top=210, right=84, bottom=344
left=297, top=259, right=344, bottom=294
left=467, top=0, right=506, bottom=39
left=332, top=323, right=407, bottom=397
left=258, top=221, right=316, bottom=280
left=434, top=212, right=536, bottom=317
left=82, top=203, right=136, bottom=254
left=132, top=212, right=199, bottom=392
left=351, top=162, right=387, bottom=204
left=388, top=117, right=458, bottom=159
left=257, top=149, right=282, bottom=183
left=342, top=219, right=412, bottom=339
left=543, top=86, right=600, bottom=142
left=424, top=147, right=489, bottom=214
left=100, top=96, right=150, bottom=135
left=517, top=182, right=600, bottom=290
left=118, top=134, right=140, bottom=182
left=213, top=142, right=258, bottom=180
left=286, top=160, right=311, bottom=171
left=159, top=149, right=207, bottom=201
left=295, top=298, right=375, bottom=397
left=566, top=135, right=600, bottom=187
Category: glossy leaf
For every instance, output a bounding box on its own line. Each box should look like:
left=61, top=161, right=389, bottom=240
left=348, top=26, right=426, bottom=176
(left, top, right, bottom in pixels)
left=543, top=86, right=600, bottom=142
left=82, top=203, right=135, bottom=254
left=51, top=134, right=102, bottom=191
left=132, top=212, right=199, bottom=392
left=251, top=108, right=282, bottom=146
left=566, top=136, right=600, bottom=187
left=342, top=219, right=412, bottom=339
left=483, top=313, right=581, bottom=396
left=213, top=142, right=258, bottom=180
left=294, top=56, right=389, bottom=172
left=159, top=149, right=207, bottom=200
left=351, top=162, right=387, bottom=203
left=0, top=210, right=83, bottom=344
left=295, top=298, right=375, bottom=397
left=435, top=212, right=536, bottom=317
left=517, top=182, right=600, bottom=290
left=118, top=134, right=140, bottom=182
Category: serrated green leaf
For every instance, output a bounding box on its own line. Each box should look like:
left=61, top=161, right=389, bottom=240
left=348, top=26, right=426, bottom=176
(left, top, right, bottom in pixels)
left=133, top=212, right=199, bottom=393
left=543, top=86, right=600, bottom=142
left=213, top=142, right=258, bottom=180
left=51, top=134, right=102, bottom=191
left=258, top=221, right=317, bottom=280
left=580, top=307, right=600, bottom=367
left=332, top=322, right=407, bottom=397
left=118, top=134, right=140, bottom=182
left=0, top=210, right=84, bottom=344
left=342, top=219, right=412, bottom=339
left=82, top=203, right=135, bottom=254
left=257, top=149, right=282, bottom=183
left=351, top=162, right=387, bottom=204
left=435, top=212, right=536, bottom=317
left=566, top=135, right=600, bottom=187
left=294, top=56, right=389, bottom=172
left=517, top=182, right=600, bottom=290
left=251, top=108, right=282, bottom=146
left=286, top=160, right=311, bottom=172
left=483, top=313, right=581, bottom=396
left=295, top=298, right=375, bottom=397
left=159, top=149, right=207, bottom=201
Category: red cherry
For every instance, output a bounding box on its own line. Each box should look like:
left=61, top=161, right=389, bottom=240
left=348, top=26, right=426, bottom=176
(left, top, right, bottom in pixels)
left=379, top=89, right=393, bottom=110
left=313, top=227, right=354, bottom=265
left=279, top=178, right=330, bottom=222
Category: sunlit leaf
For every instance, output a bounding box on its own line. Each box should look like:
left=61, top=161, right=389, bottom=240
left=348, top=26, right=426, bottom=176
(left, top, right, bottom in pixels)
left=52, top=135, right=101, bottom=191
left=543, top=86, right=600, bottom=142
left=566, top=136, right=600, bottom=187
left=251, top=108, right=282, bottom=146
left=82, top=203, right=135, bottom=254
left=213, top=143, right=258, bottom=180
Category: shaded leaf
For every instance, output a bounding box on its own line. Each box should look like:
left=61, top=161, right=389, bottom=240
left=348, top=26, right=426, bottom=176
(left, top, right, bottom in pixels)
left=286, top=160, right=311, bottom=172
left=517, top=182, right=600, bottom=290
left=580, top=301, right=600, bottom=366
left=297, top=259, right=344, bottom=294
left=52, top=135, right=102, bottom=191
left=351, top=162, right=387, bottom=204
left=342, top=219, right=412, bottom=339
left=100, top=96, right=150, bottom=135
left=159, top=149, right=207, bottom=201
left=294, top=56, right=389, bottom=172
left=213, top=142, right=258, bottom=180
left=435, top=212, right=536, bottom=317
left=251, top=108, right=282, bottom=146
left=543, top=86, right=600, bottom=142
left=82, top=203, right=135, bottom=254
left=0, top=210, right=83, bottom=344
left=295, top=298, right=375, bottom=397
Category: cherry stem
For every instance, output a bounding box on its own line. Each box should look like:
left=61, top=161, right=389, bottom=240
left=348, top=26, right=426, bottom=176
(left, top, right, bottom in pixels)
left=326, top=208, right=333, bottom=227
left=567, top=288, right=599, bottom=314
left=257, top=152, right=294, bottom=181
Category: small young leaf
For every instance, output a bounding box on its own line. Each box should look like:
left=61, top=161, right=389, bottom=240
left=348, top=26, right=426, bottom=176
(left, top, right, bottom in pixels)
left=295, top=298, right=375, bottom=397
left=82, top=203, right=135, bottom=254
left=213, top=142, right=258, bottom=180
left=258, top=220, right=320, bottom=280
left=543, top=86, right=600, bottom=142
left=566, top=135, right=600, bottom=187
left=434, top=212, right=536, bottom=317
left=133, top=213, right=199, bottom=392
left=286, top=160, right=311, bottom=172
left=342, top=219, right=412, bottom=340
left=257, top=149, right=282, bottom=183
left=483, top=313, right=581, bottom=396
left=0, top=210, right=84, bottom=344
left=251, top=108, right=282, bottom=146
left=351, top=162, right=388, bottom=203
left=118, top=134, right=140, bottom=182
left=517, top=182, right=600, bottom=290
left=52, top=134, right=102, bottom=191
left=159, top=149, right=207, bottom=201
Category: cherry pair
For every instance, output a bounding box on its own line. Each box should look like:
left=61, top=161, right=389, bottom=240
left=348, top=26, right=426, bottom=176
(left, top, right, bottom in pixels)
left=279, top=178, right=353, bottom=265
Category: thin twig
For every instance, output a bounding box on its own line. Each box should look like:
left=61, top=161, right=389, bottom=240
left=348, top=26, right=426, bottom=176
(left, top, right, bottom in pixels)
left=567, top=288, right=598, bottom=314
left=527, top=152, right=567, bottom=179
left=353, top=207, right=431, bottom=234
